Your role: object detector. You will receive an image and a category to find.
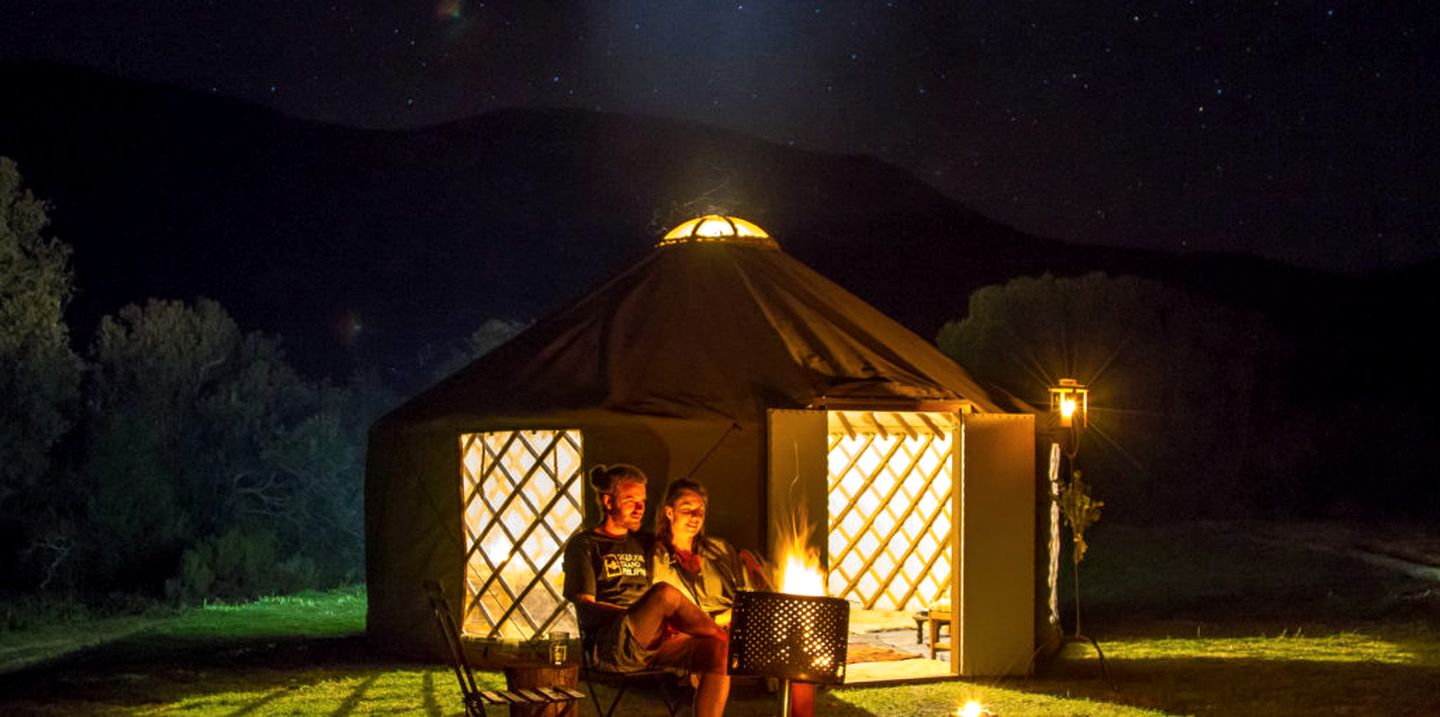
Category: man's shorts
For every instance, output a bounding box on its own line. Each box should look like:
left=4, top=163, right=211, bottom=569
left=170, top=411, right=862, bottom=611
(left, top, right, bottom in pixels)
left=586, top=614, right=696, bottom=674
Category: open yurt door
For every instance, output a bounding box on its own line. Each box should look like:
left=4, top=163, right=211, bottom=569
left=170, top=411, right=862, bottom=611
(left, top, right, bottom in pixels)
left=767, top=408, right=1034, bottom=676
left=955, top=412, right=1035, bottom=676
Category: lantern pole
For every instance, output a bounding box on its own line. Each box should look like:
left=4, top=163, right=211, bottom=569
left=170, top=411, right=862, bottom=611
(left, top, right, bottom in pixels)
left=1044, top=379, right=1087, bottom=638
left=1030, top=379, right=1113, bottom=688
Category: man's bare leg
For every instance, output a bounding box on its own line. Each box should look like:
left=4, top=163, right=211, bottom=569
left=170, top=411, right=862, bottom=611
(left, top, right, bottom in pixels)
left=626, top=583, right=726, bottom=644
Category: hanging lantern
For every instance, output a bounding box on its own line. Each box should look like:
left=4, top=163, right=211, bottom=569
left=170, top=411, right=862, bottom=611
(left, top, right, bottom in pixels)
left=1048, top=378, right=1088, bottom=429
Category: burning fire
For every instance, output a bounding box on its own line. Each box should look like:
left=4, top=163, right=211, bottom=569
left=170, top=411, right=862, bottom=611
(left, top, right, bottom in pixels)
left=774, top=507, right=825, bottom=596
left=769, top=506, right=839, bottom=672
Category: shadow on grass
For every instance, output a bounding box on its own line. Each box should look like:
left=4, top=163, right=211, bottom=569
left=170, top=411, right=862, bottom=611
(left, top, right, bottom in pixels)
left=1017, top=650, right=1440, bottom=716
left=228, top=684, right=294, bottom=716
left=809, top=693, right=881, bottom=716
left=0, top=631, right=866, bottom=716
left=419, top=669, right=444, bottom=716
left=727, top=680, right=879, bottom=717
left=4, top=630, right=1438, bottom=715
left=0, top=631, right=413, bottom=711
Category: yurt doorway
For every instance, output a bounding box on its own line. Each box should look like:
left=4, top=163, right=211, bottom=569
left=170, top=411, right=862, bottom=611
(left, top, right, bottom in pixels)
left=826, top=410, right=957, bottom=612
left=769, top=408, right=1033, bottom=678
left=769, top=407, right=959, bottom=677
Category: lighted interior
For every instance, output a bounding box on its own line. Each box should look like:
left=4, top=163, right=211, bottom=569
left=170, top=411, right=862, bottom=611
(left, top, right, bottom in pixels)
left=825, top=411, right=956, bottom=611
left=460, top=429, right=584, bottom=639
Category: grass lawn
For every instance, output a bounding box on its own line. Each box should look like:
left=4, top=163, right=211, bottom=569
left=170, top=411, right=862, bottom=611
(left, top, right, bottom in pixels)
left=1, top=521, right=1436, bottom=716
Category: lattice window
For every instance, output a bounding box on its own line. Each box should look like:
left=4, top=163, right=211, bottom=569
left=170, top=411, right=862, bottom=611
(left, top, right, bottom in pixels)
left=460, top=430, right=584, bottom=639
left=826, top=412, right=956, bottom=610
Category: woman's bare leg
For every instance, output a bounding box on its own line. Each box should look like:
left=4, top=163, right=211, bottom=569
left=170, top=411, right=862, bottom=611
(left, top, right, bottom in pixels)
left=653, top=631, right=730, bottom=717
left=694, top=670, right=731, bottom=717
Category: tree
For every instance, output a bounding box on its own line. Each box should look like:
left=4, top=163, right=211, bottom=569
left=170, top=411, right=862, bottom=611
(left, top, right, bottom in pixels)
left=78, top=297, right=378, bottom=597
left=83, top=297, right=372, bottom=595
left=83, top=299, right=261, bottom=585
left=429, top=317, right=531, bottom=381
left=938, top=273, right=1292, bottom=517
left=0, top=156, right=81, bottom=527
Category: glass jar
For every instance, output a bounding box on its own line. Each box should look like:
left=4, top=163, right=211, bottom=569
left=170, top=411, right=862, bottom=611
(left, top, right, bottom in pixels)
left=547, top=631, right=569, bottom=666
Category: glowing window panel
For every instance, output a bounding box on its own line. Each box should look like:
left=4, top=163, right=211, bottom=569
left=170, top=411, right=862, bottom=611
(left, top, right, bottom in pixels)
left=459, top=429, right=584, bottom=639
left=826, top=411, right=956, bottom=610
left=656, top=214, right=779, bottom=249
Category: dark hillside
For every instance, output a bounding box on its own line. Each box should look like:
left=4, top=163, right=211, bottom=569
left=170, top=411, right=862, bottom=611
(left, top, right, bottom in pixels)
left=0, top=62, right=1408, bottom=406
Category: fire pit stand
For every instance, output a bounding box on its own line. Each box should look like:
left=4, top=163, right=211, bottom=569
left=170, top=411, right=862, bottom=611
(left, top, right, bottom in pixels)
left=728, top=590, right=849, bottom=716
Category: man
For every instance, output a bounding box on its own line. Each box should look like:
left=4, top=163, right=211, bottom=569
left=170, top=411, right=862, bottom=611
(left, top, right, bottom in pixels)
left=563, top=464, right=731, bottom=717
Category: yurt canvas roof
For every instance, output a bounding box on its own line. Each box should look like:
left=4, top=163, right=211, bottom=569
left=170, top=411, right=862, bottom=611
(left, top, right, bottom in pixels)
left=381, top=216, right=1000, bottom=430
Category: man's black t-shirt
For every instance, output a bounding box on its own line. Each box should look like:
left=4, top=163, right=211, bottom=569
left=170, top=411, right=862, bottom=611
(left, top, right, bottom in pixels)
left=562, top=529, right=653, bottom=636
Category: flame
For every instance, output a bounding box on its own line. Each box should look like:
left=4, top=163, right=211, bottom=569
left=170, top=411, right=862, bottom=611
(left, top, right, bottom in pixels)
left=781, top=552, right=825, bottom=596
left=958, top=702, right=984, bottom=717
left=774, top=506, right=825, bottom=596
left=1060, top=397, right=1077, bottom=421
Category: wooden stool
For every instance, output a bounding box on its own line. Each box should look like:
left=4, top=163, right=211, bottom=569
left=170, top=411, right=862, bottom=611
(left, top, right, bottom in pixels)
left=909, top=608, right=953, bottom=658
left=926, top=608, right=951, bottom=659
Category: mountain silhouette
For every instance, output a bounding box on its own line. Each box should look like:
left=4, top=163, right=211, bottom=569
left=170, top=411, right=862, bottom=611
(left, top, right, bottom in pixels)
left=2, top=62, right=1432, bottom=404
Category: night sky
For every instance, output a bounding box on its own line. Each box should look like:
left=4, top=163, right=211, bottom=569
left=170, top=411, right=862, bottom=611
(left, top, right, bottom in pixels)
left=4, top=1, right=1436, bottom=273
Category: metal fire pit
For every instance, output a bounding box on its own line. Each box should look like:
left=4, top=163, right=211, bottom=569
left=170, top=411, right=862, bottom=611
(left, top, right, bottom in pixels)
left=728, top=590, right=850, bottom=684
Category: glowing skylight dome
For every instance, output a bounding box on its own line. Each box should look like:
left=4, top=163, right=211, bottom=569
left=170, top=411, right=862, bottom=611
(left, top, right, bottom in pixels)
left=657, top=215, right=778, bottom=249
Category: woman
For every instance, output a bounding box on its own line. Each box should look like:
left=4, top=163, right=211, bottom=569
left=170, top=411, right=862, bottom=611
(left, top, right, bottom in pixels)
left=650, top=478, right=753, bottom=627
left=563, top=465, right=731, bottom=717
left=651, top=479, right=814, bottom=716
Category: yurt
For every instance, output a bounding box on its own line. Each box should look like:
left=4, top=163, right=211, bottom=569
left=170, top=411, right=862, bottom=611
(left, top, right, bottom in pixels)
left=366, top=215, right=1035, bottom=676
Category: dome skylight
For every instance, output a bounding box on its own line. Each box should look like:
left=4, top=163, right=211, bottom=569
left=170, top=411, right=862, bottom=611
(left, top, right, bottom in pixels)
left=657, top=215, right=778, bottom=249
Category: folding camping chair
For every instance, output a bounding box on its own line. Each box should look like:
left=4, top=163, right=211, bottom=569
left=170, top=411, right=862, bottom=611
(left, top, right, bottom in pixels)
left=571, top=601, right=686, bottom=717
left=424, top=580, right=584, bottom=716
left=573, top=547, right=775, bottom=716
left=579, top=659, right=685, bottom=717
